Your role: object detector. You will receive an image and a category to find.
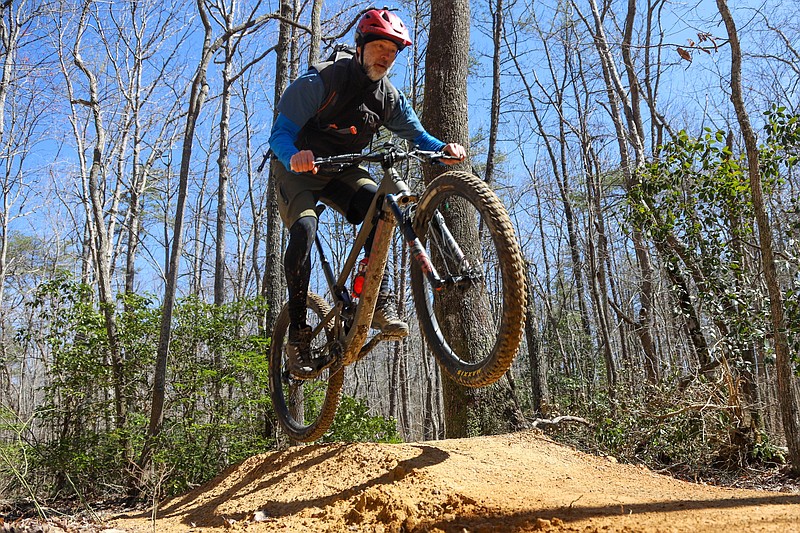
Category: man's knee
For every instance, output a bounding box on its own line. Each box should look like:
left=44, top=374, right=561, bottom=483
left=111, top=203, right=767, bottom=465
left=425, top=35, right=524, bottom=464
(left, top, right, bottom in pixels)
left=345, top=184, right=377, bottom=224
left=285, top=216, right=318, bottom=269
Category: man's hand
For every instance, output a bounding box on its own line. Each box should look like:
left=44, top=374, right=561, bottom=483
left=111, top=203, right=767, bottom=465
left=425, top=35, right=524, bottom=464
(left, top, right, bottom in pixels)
left=441, top=143, right=467, bottom=165
left=290, top=150, right=318, bottom=173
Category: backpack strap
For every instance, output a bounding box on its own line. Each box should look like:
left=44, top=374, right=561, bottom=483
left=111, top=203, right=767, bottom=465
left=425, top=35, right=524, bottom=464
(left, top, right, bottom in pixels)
left=309, top=44, right=356, bottom=115
left=382, top=80, right=399, bottom=123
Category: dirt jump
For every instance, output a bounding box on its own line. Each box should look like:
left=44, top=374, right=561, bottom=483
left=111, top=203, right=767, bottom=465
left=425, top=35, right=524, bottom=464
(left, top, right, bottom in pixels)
left=111, top=430, right=800, bottom=532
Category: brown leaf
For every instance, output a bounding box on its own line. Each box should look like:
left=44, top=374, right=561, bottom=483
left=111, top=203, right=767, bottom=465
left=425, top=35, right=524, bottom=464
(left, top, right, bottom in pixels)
left=699, top=32, right=720, bottom=51
left=677, top=47, right=692, bottom=62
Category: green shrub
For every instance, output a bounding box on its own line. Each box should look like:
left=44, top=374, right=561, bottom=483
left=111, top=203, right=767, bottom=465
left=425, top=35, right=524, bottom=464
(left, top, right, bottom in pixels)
left=325, top=395, right=401, bottom=443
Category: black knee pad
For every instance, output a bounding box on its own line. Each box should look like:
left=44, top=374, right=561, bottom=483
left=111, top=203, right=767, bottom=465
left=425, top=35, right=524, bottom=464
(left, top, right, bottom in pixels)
left=345, top=184, right=377, bottom=224
left=284, top=216, right=317, bottom=273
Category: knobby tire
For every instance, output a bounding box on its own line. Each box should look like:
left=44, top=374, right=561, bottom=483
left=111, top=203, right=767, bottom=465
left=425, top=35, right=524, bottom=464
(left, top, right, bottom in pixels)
left=269, top=292, right=344, bottom=442
left=411, top=171, right=527, bottom=387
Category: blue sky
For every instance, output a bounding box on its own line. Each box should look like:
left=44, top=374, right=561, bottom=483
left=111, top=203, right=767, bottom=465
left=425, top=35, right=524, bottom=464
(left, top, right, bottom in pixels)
left=3, top=0, right=798, bottom=299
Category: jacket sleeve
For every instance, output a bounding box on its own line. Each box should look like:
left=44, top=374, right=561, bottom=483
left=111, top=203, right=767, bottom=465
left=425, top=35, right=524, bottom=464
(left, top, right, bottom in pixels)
left=268, top=70, right=327, bottom=170
left=385, top=92, right=446, bottom=152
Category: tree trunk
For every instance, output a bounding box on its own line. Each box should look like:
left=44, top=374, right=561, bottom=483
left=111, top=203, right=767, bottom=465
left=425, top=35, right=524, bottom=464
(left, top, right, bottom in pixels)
left=716, top=0, right=800, bottom=473
left=214, top=34, right=233, bottom=308
left=141, top=0, right=277, bottom=475
left=262, top=0, right=292, bottom=338
left=484, top=0, right=502, bottom=187
left=422, top=343, right=438, bottom=440
left=422, top=0, right=473, bottom=439
left=307, top=0, right=322, bottom=64
left=142, top=15, right=213, bottom=475
left=525, top=267, right=548, bottom=414
left=389, top=343, right=399, bottom=421
left=424, top=0, right=519, bottom=438
left=396, top=240, right=411, bottom=438
left=263, top=0, right=295, bottom=442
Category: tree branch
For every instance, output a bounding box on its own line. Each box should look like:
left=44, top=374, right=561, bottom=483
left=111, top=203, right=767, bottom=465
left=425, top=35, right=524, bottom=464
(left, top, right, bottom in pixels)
left=531, top=415, right=592, bottom=429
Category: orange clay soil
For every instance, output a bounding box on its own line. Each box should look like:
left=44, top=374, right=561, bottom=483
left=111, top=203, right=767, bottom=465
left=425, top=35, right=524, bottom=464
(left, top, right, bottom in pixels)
left=111, top=430, right=800, bottom=532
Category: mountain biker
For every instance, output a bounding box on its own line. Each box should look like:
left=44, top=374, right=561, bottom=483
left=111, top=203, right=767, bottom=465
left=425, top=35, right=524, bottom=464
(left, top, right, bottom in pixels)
left=268, top=8, right=466, bottom=378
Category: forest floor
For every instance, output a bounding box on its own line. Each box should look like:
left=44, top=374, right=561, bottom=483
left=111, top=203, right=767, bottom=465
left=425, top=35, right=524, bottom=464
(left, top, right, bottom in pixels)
left=4, top=430, right=800, bottom=532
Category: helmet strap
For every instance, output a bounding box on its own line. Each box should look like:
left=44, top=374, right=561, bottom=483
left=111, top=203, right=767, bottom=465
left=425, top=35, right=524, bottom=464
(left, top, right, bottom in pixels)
left=356, top=44, right=365, bottom=69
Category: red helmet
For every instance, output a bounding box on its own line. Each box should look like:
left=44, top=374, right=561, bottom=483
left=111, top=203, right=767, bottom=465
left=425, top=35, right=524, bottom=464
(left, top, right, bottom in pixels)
left=356, top=9, right=412, bottom=51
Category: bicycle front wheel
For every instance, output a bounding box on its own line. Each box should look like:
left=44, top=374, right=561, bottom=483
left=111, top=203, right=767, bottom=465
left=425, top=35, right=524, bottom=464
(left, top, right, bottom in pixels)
left=269, top=292, right=344, bottom=442
left=410, top=171, right=527, bottom=387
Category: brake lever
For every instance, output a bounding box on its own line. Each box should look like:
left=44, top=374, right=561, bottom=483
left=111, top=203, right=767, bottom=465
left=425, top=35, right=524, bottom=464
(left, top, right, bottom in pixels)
left=422, top=152, right=461, bottom=164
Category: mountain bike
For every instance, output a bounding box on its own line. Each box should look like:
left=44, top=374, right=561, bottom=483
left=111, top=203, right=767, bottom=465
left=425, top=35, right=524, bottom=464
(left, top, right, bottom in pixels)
left=268, top=143, right=527, bottom=442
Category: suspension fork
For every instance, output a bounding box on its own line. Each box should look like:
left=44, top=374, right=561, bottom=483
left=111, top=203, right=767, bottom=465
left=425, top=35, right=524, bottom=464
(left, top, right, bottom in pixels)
left=385, top=193, right=446, bottom=290
left=430, top=210, right=471, bottom=272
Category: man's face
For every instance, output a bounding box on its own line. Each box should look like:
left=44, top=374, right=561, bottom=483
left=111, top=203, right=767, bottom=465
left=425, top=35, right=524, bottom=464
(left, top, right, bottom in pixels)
left=359, top=39, right=399, bottom=81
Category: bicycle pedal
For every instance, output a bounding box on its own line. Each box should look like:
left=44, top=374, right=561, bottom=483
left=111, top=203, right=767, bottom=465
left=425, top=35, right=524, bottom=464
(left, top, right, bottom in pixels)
left=288, top=354, right=336, bottom=380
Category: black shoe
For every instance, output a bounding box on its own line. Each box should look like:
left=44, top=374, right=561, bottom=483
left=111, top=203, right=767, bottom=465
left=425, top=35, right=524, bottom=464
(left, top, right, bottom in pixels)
left=371, top=293, right=409, bottom=339
left=286, top=324, right=333, bottom=379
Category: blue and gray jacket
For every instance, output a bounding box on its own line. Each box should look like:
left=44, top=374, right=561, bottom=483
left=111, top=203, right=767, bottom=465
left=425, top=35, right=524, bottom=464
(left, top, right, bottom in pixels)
left=268, top=54, right=445, bottom=171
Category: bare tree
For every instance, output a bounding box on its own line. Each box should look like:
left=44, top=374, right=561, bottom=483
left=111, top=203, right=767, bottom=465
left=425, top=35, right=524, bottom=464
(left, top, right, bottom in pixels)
left=214, top=3, right=236, bottom=309
left=0, top=0, right=47, bottom=390
left=59, top=0, right=127, bottom=434
left=573, top=0, right=657, bottom=386
left=0, top=1, right=41, bottom=310
left=505, top=6, right=597, bottom=390
left=262, top=0, right=292, bottom=346
left=484, top=0, right=503, bottom=187
left=212, top=0, right=274, bottom=308
left=141, top=0, right=278, bottom=476
left=95, top=0, right=188, bottom=298
left=716, top=0, right=800, bottom=474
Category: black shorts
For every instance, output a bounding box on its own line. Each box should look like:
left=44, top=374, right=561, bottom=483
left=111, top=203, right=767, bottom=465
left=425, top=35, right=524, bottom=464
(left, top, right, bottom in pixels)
left=272, top=160, right=377, bottom=227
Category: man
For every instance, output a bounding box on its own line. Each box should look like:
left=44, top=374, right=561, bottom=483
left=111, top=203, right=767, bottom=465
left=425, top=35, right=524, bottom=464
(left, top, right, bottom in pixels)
left=268, top=8, right=466, bottom=377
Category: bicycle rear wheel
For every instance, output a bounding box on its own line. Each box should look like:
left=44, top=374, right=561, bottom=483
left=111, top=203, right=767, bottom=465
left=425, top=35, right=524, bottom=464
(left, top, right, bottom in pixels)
left=410, top=171, right=526, bottom=387
left=269, top=292, right=344, bottom=442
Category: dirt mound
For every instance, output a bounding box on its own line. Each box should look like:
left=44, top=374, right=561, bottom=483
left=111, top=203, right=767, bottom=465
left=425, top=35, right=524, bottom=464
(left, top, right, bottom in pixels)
left=112, top=431, right=800, bottom=532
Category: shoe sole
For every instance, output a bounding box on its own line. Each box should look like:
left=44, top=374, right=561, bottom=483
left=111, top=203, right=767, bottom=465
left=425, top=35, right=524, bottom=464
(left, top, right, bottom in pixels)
left=377, top=326, right=409, bottom=340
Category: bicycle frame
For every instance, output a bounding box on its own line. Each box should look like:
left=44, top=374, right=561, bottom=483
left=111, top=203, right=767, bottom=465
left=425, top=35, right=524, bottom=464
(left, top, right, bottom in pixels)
left=311, top=155, right=450, bottom=367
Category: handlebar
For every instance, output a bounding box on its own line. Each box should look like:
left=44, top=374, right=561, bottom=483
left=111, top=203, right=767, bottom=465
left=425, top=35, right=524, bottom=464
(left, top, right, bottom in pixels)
left=313, top=145, right=461, bottom=170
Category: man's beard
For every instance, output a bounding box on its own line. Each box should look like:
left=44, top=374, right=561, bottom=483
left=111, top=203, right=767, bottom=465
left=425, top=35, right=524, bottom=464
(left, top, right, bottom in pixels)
left=365, top=62, right=391, bottom=81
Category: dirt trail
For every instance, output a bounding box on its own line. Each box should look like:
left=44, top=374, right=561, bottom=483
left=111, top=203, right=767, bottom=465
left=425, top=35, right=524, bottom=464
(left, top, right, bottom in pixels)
left=112, top=430, right=800, bottom=532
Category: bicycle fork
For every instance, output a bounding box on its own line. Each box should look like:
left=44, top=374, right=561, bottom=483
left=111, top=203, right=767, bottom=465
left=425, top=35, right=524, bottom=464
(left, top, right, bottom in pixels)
left=385, top=193, right=471, bottom=290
